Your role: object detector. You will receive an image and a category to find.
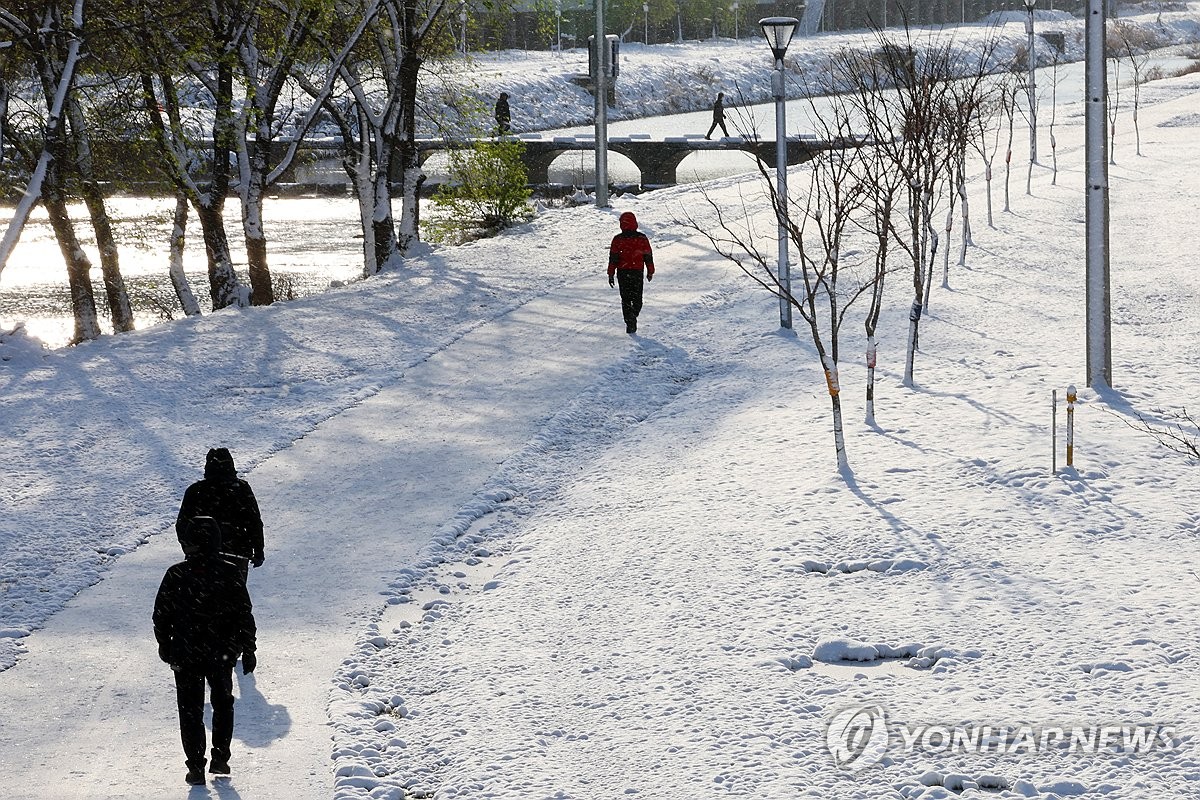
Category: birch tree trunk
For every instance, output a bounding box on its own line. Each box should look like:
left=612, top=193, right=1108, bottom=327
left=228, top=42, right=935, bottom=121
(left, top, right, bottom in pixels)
left=865, top=335, right=878, bottom=426
left=371, top=142, right=399, bottom=271
left=904, top=182, right=923, bottom=388
left=957, top=158, right=972, bottom=265
left=195, top=203, right=244, bottom=309
left=395, top=47, right=423, bottom=252
left=863, top=193, right=889, bottom=428
left=239, top=152, right=274, bottom=305
left=67, top=98, right=134, bottom=332
left=822, top=356, right=848, bottom=472
left=43, top=185, right=101, bottom=343
left=941, top=210, right=952, bottom=290
left=167, top=195, right=202, bottom=317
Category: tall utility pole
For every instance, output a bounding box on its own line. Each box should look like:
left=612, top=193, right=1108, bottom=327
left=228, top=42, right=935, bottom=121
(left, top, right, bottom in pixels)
left=1085, top=0, right=1111, bottom=387
left=594, top=0, right=609, bottom=207
left=1024, top=0, right=1038, bottom=162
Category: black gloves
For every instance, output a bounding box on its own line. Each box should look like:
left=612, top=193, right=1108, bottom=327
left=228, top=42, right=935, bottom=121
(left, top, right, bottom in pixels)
left=159, top=644, right=171, bottom=664
left=252, top=550, right=265, bottom=568
left=647, top=273, right=653, bottom=282
left=242, top=652, right=257, bottom=675
left=608, top=275, right=615, bottom=287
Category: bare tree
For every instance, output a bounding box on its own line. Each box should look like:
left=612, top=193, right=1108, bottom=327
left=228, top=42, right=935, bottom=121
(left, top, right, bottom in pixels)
left=230, top=1, right=321, bottom=306
left=970, top=72, right=1009, bottom=230
left=858, top=145, right=903, bottom=428
left=1107, top=52, right=1122, bottom=165
left=1048, top=49, right=1060, bottom=185
left=682, top=96, right=876, bottom=471
left=943, top=43, right=1006, bottom=276
left=1112, top=21, right=1153, bottom=157
left=832, top=25, right=997, bottom=387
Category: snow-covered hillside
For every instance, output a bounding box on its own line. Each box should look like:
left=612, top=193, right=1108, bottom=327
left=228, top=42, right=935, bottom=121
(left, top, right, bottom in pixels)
left=452, top=7, right=1200, bottom=132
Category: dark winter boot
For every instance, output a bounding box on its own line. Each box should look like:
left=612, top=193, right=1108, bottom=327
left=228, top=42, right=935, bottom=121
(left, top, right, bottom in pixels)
left=185, top=765, right=206, bottom=786
left=209, top=759, right=230, bottom=775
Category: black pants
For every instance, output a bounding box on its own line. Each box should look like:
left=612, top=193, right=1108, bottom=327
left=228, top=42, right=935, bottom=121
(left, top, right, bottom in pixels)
left=175, top=666, right=235, bottom=770
left=706, top=117, right=729, bottom=138
left=616, top=269, right=644, bottom=331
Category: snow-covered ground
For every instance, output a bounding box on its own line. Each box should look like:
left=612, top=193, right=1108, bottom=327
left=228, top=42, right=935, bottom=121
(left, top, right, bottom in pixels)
left=2, top=8, right=1200, bottom=799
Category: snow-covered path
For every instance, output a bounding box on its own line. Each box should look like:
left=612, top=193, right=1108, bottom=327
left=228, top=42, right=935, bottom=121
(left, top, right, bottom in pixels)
left=0, top=209, right=724, bottom=797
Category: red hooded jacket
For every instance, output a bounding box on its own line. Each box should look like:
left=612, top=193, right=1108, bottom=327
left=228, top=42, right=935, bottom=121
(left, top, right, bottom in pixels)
left=608, top=212, right=655, bottom=278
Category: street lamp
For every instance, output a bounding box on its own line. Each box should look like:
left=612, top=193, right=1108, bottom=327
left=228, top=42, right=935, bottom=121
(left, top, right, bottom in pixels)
left=760, top=16, right=798, bottom=329
left=1025, top=0, right=1038, bottom=162
left=556, top=0, right=563, bottom=54
left=643, top=2, right=649, bottom=43
left=732, top=1, right=739, bottom=40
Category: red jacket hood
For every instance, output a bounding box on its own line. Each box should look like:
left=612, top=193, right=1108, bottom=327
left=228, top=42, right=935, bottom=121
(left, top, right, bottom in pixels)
left=619, top=212, right=638, bottom=231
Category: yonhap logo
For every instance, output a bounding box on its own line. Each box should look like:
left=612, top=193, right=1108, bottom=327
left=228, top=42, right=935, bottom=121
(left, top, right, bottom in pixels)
left=826, top=705, right=890, bottom=772
left=823, top=705, right=1177, bottom=772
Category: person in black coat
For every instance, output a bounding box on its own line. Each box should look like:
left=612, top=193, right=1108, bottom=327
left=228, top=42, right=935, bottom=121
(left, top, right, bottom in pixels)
left=154, top=517, right=257, bottom=785
left=495, top=91, right=511, bottom=135
left=705, top=92, right=729, bottom=139
left=176, top=448, right=264, bottom=582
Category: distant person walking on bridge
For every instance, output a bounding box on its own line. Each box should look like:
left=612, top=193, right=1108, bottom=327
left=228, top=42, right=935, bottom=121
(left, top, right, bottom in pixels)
left=705, top=92, right=729, bottom=140
left=495, top=92, right=512, bottom=135
left=608, top=211, right=655, bottom=334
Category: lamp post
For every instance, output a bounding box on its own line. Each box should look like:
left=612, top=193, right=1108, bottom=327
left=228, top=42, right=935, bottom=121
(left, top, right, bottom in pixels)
left=760, top=16, right=798, bottom=330
left=732, top=1, right=739, bottom=40
left=643, top=1, right=649, bottom=43
left=1025, top=0, right=1038, bottom=162
left=556, top=0, right=562, bottom=54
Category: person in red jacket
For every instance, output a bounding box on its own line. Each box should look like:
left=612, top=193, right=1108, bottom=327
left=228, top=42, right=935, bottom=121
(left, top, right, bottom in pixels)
left=607, top=211, right=655, bottom=334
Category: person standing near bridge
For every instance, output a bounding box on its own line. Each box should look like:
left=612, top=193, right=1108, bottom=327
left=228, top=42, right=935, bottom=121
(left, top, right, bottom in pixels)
left=495, top=92, right=512, bottom=135
left=607, top=211, right=655, bottom=334
left=705, top=92, right=729, bottom=140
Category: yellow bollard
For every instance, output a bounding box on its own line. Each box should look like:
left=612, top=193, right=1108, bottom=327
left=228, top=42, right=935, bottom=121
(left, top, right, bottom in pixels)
left=1066, top=384, right=1077, bottom=467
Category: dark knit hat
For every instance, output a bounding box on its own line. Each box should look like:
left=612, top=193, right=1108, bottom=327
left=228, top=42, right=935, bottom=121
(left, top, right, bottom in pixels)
left=204, top=447, right=237, bottom=481
left=180, top=515, right=222, bottom=557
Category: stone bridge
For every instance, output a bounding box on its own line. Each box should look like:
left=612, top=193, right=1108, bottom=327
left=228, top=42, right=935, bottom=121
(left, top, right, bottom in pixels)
left=411, top=133, right=857, bottom=187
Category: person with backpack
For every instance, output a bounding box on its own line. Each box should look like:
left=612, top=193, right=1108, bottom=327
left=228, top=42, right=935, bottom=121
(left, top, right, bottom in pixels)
left=607, top=211, right=655, bottom=334
left=176, top=448, right=264, bottom=582
left=154, top=516, right=257, bottom=786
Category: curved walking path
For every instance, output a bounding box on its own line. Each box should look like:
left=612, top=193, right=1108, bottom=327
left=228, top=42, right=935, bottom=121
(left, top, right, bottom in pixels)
left=0, top=241, right=711, bottom=799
